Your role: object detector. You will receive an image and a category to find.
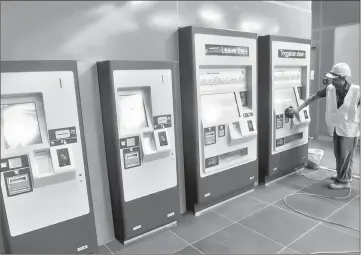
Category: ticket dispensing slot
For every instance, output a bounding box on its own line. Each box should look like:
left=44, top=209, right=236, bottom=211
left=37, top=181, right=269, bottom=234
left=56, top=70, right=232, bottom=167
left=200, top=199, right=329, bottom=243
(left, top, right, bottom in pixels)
left=141, top=130, right=171, bottom=162
left=228, top=117, right=257, bottom=146
left=141, top=114, right=172, bottom=162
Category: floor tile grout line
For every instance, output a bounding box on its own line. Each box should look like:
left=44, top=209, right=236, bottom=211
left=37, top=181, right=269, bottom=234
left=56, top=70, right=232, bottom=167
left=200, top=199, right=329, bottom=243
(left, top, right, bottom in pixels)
left=320, top=219, right=360, bottom=239
left=169, top=230, right=204, bottom=254
left=247, top=170, right=333, bottom=206
left=276, top=246, right=301, bottom=254
left=238, top=222, right=288, bottom=249
left=269, top=203, right=320, bottom=223
left=104, top=243, right=114, bottom=255
left=287, top=247, right=301, bottom=254
left=324, top=194, right=360, bottom=222
left=276, top=247, right=287, bottom=254
left=318, top=194, right=360, bottom=239
left=213, top=210, right=288, bottom=250
left=283, top=191, right=361, bottom=252
left=171, top=221, right=236, bottom=250
left=214, top=201, right=271, bottom=223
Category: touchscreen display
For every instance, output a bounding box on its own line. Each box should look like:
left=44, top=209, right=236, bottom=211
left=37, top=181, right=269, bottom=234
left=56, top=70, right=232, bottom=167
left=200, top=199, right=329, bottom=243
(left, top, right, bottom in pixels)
left=1, top=103, right=42, bottom=149
left=201, top=93, right=240, bottom=124
left=117, top=94, right=148, bottom=136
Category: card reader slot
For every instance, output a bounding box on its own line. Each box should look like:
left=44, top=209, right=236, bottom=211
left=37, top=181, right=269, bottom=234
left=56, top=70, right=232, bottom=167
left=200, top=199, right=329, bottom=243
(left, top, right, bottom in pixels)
left=55, top=130, right=70, bottom=139
left=219, top=148, right=248, bottom=163
left=8, top=175, right=28, bottom=184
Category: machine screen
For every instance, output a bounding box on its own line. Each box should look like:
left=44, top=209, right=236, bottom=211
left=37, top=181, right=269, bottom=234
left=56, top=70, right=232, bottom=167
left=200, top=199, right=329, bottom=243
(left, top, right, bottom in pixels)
left=117, top=94, right=148, bottom=136
left=274, top=88, right=298, bottom=110
left=8, top=157, right=22, bottom=169
left=201, top=93, right=240, bottom=124
left=1, top=103, right=42, bottom=149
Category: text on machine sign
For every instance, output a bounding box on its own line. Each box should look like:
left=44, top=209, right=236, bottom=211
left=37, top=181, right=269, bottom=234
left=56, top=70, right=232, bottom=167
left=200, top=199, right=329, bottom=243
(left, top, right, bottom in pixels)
left=278, top=49, right=306, bottom=59
left=205, top=44, right=249, bottom=56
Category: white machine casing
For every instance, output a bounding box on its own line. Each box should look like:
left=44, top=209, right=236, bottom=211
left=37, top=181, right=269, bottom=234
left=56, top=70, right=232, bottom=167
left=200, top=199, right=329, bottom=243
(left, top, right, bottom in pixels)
left=258, top=36, right=311, bottom=184
left=194, top=34, right=258, bottom=178
left=271, top=41, right=311, bottom=154
left=113, top=70, right=177, bottom=202
left=0, top=61, right=97, bottom=254
left=97, top=61, right=180, bottom=243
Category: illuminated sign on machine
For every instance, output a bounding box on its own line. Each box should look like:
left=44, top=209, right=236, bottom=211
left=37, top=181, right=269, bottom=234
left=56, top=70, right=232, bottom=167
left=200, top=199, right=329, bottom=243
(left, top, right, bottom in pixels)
left=199, top=70, right=245, bottom=85
left=278, top=49, right=306, bottom=59
left=205, top=44, right=249, bottom=57
left=274, top=70, right=301, bottom=81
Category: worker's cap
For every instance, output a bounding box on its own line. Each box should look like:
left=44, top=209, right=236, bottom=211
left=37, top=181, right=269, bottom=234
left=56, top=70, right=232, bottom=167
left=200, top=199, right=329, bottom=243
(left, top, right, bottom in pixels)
left=325, top=63, right=351, bottom=78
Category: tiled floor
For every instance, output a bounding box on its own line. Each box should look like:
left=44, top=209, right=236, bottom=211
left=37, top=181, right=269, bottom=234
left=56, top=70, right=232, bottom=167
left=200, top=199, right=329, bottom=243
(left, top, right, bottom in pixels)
left=100, top=140, right=360, bottom=254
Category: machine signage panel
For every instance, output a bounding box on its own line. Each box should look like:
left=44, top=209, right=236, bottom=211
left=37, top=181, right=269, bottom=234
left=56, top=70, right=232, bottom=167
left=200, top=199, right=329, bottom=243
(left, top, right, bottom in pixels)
left=303, top=110, right=309, bottom=119
left=158, top=131, right=169, bottom=146
left=276, top=114, right=284, bottom=129
left=119, top=136, right=140, bottom=149
left=199, top=70, right=245, bottom=85
left=243, top=112, right=253, bottom=118
left=57, top=148, right=71, bottom=167
left=205, top=156, right=219, bottom=169
left=240, top=91, right=247, bottom=106
left=205, top=44, right=249, bottom=57
left=48, top=126, right=77, bottom=146
left=278, top=49, right=306, bottom=59
left=218, top=125, right=225, bottom=137
left=153, top=114, right=172, bottom=130
left=247, top=120, right=255, bottom=131
left=276, top=138, right=285, bottom=147
left=204, top=126, right=216, bottom=146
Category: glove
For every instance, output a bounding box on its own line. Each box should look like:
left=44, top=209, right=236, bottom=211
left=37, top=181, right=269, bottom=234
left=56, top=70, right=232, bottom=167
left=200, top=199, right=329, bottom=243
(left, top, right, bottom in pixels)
left=285, top=106, right=296, bottom=119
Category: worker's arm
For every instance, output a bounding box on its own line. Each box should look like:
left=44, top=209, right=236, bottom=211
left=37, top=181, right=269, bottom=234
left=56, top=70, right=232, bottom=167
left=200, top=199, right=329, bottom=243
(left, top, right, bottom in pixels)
left=296, top=93, right=322, bottom=112
left=288, top=87, right=326, bottom=117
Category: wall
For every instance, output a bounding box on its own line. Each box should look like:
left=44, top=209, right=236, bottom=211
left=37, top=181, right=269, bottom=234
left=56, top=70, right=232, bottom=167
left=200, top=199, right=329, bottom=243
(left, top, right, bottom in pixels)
left=312, top=1, right=360, bottom=139
left=1, top=1, right=312, bottom=246
left=334, top=24, right=360, bottom=85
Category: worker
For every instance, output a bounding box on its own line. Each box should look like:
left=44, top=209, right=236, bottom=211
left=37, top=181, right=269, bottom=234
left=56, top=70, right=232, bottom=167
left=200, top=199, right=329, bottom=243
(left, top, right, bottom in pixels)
left=287, top=63, right=360, bottom=189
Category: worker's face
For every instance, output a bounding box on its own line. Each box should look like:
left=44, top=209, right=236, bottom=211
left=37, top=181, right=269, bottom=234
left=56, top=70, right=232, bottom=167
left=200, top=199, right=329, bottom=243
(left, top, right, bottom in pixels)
left=331, top=76, right=346, bottom=91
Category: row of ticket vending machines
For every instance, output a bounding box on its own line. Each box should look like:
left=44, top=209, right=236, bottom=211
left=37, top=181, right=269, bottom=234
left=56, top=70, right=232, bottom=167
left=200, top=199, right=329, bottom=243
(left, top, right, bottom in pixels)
left=0, top=27, right=311, bottom=254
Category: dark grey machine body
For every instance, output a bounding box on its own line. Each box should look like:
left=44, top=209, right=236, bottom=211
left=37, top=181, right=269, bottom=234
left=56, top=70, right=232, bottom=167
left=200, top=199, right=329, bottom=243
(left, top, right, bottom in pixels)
left=97, top=61, right=180, bottom=243
left=257, top=36, right=311, bottom=184
left=178, top=26, right=258, bottom=213
left=0, top=61, right=98, bottom=254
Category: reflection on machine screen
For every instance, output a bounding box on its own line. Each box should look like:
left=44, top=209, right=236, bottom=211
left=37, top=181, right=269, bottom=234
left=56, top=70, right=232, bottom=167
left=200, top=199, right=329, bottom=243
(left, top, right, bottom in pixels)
left=1, top=103, right=42, bottom=149
left=118, top=94, right=148, bottom=135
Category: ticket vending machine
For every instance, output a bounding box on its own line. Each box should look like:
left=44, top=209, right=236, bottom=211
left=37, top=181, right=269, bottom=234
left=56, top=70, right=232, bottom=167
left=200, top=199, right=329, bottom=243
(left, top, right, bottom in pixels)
left=258, top=36, right=311, bottom=184
left=97, top=61, right=180, bottom=243
left=178, top=26, right=258, bottom=214
left=0, top=61, right=98, bottom=254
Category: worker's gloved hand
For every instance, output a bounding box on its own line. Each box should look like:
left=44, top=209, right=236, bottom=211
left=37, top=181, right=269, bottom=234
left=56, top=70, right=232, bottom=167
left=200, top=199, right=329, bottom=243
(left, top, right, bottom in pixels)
left=285, top=106, right=299, bottom=119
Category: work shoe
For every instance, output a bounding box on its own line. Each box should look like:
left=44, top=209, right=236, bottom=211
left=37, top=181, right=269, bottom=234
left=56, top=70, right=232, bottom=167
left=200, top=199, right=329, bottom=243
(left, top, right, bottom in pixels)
left=330, top=176, right=338, bottom=181
left=328, top=182, right=350, bottom=189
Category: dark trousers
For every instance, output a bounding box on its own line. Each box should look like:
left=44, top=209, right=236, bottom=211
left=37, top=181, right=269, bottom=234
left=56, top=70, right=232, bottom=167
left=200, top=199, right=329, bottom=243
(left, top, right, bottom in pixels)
left=333, top=130, right=358, bottom=183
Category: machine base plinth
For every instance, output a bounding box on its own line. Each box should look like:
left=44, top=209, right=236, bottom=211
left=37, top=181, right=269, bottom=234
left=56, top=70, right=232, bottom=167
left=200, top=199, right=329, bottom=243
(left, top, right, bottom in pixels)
left=194, top=184, right=255, bottom=216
